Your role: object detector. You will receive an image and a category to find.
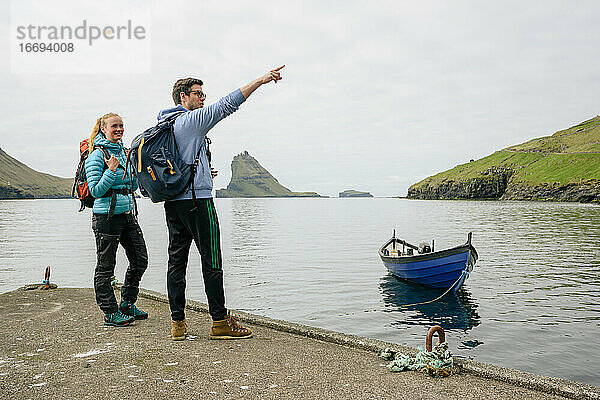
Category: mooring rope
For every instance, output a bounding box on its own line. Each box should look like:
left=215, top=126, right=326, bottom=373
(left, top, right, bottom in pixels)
left=397, top=270, right=467, bottom=308
left=380, top=341, right=455, bottom=377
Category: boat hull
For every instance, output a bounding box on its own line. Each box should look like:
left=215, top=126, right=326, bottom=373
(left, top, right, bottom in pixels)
left=379, top=238, right=477, bottom=291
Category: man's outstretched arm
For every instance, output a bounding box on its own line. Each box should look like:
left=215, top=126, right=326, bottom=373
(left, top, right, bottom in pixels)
left=240, top=65, right=285, bottom=99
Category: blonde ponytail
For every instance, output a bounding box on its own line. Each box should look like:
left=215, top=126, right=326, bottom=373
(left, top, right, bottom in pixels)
left=89, top=118, right=102, bottom=153
left=89, top=112, right=121, bottom=153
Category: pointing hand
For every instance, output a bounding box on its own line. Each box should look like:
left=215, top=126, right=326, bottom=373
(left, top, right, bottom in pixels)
left=260, top=65, right=285, bottom=84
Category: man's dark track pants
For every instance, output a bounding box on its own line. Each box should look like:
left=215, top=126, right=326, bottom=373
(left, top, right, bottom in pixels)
left=164, top=198, right=226, bottom=321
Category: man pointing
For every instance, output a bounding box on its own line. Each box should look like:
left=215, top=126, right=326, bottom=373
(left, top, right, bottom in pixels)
left=156, top=66, right=284, bottom=340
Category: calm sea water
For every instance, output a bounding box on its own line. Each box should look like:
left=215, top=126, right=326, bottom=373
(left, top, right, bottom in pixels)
left=1, top=198, right=599, bottom=386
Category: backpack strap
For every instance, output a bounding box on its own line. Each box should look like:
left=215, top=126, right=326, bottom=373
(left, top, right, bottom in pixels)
left=189, top=137, right=210, bottom=213
left=95, top=145, right=126, bottom=171
left=106, top=188, right=128, bottom=221
left=71, top=155, right=85, bottom=199
left=94, top=145, right=130, bottom=220
left=99, top=188, right=131, bottom=221
left=96, top=145, right=110, bottom=158
left=205, top=136, right=212, bottom=167
left=124, top=149, right=140, bottom=218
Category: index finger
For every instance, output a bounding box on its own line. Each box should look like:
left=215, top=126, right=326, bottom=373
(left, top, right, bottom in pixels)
left=273, top=65, right=285, bottom=71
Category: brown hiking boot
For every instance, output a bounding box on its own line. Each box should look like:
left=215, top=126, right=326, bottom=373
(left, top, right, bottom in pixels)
left=210, top=315, right=252, bottom=340
left=171, top=319, right=186, bottom=341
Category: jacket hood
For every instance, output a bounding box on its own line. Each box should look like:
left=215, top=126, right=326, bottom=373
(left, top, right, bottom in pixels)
left=93, top=132, right=124, bottom=151
left=157, top=105, right=187, bottom=122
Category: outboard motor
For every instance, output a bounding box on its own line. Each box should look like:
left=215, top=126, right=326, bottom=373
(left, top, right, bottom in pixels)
left=418, top=242, right=432, bottom=254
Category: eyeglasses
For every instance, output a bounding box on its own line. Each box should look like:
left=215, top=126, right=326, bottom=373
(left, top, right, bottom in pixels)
left=189, top=90, right=206, bottom=99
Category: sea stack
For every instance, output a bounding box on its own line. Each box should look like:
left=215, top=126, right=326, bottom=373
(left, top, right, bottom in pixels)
left=216, top=151, right=322, bottom=198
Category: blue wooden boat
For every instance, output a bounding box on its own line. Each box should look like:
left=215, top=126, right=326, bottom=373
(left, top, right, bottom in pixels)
left=379, top=232, right=478, bottom=291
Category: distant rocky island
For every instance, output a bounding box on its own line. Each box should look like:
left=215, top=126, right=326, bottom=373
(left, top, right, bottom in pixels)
left=216, top=151, right=323, bottom=198
left=339, top=190, right=373, bottom=198
left=0, top=147, right=72, bottom=199
left=408, top=116, right=600, bottom=203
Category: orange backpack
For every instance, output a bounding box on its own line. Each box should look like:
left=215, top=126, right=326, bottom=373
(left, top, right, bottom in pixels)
left=72, top=139, right=109, bottom=211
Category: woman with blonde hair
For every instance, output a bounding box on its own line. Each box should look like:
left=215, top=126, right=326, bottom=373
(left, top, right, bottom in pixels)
left=85, top=113, right=149, bottom=326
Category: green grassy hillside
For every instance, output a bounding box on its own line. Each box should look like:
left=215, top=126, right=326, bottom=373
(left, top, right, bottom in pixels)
left=408, top=116, right=600, bottom=202
left=0, top=147, right=73, bottom=199
left=216, top=151, right=322, bottom=198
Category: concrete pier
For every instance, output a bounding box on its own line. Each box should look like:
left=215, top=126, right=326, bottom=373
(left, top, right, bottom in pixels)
left=1, top=287, right=598, bottom=400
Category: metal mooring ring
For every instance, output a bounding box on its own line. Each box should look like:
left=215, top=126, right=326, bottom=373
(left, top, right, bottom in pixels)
left=426, top=325, right=445, bottom=352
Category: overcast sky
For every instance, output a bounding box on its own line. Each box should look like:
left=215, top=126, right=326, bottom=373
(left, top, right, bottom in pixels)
left=1, top=0, right=599, bottom=197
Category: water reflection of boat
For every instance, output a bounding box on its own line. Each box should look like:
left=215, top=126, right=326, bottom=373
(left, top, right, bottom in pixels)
left=379, top=273, right=481, bottom=331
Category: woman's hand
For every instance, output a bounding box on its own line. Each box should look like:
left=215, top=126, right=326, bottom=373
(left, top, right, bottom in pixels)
left=105, top=154, right=119, bottom=172
left=211, top=168, right=218, bottom=179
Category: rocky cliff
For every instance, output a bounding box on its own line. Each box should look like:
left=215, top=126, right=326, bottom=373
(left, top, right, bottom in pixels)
left=0, top=147, right=72, bottom=199
left=215, top=151, right=322, bottom=198
left=408, top=116, right=600, bottom=203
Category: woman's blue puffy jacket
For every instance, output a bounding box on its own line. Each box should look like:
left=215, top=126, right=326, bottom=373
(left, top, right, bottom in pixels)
left=84, top=133, right=137, bottom=215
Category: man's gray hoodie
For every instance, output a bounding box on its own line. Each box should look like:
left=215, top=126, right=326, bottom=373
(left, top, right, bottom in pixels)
left=157, top=89, right=246, bottom=200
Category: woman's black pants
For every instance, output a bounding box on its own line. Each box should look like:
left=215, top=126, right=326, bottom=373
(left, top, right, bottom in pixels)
left=92, top=212, right=148, bottom=314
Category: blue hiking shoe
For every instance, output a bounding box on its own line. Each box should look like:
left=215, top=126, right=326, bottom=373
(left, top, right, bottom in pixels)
left=104, top=310, right=135, bottom=326
left=119, top=301, right=148, bottom=320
